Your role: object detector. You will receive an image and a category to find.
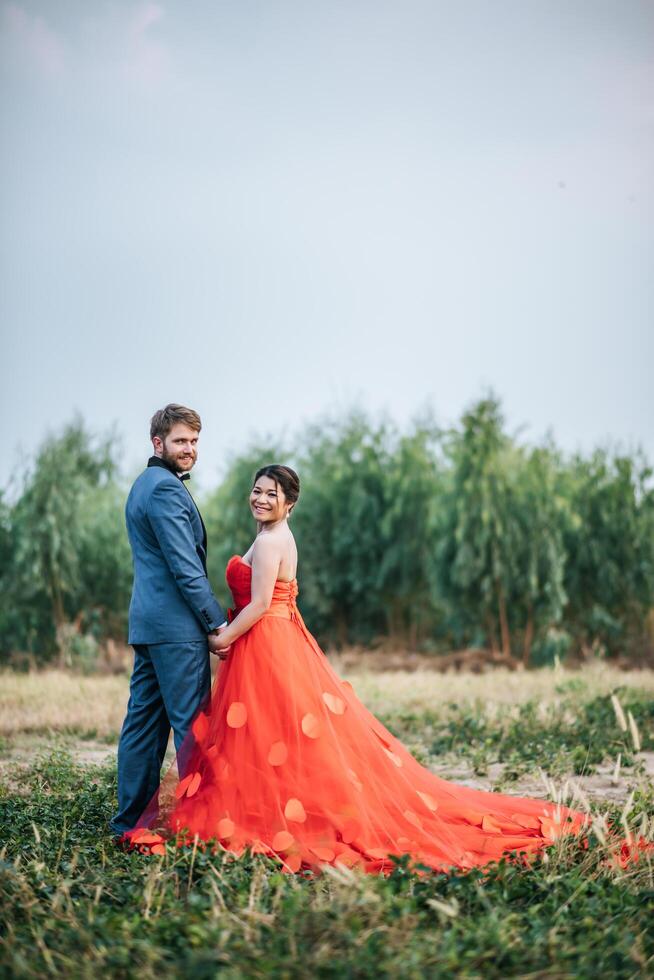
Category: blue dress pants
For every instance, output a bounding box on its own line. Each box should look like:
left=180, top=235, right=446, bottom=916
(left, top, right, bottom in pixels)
left=110, top=640, right=211, bottom=836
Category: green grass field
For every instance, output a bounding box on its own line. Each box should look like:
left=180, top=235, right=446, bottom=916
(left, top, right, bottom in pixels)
left=1, top=665, right=653, bottom=978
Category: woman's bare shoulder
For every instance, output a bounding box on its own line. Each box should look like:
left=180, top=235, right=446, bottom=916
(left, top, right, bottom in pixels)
left=253, top=527, right=296, bottom=575
left=252, top=531, right=284, bottom=562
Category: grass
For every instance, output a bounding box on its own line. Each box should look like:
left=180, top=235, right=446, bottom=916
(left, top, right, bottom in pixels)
left=3, top=661, right=653, bottom=737
left=0, top=671, right=128, bottom=739
left=1, top=664, right=653, bottom=977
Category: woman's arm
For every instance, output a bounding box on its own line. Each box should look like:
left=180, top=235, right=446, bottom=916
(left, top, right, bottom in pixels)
left=211, top=536, right=281, bottom=649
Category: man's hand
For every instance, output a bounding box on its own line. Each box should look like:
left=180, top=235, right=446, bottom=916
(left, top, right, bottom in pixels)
left=208, top=626, right=232, bottom=660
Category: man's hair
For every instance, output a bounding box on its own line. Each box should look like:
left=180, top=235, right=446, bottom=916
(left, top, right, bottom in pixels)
left=150, top=404, right=202, bottom=442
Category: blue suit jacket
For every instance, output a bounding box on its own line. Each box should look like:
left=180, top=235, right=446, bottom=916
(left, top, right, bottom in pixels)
left=126, top=459, right=226, bottom=644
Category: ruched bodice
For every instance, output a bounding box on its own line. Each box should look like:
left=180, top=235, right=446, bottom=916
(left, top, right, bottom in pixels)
left=226, top=554, right=299, bottom=619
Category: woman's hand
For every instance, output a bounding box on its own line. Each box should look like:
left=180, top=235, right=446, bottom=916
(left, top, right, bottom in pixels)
left=208, top=627, right=232, bottom=659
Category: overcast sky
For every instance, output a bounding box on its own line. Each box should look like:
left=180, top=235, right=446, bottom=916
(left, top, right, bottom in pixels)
left=1, top=0, right=652, bottom=493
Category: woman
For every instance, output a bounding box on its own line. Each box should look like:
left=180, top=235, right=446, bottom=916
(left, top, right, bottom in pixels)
left=126, top=465, right=606, bottom=872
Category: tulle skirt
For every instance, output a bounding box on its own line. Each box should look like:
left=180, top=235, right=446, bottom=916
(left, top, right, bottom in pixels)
left=128, top=608, right=588, bottom=873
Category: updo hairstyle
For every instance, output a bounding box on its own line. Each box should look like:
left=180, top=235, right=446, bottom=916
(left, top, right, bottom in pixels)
left=253, top=464, right=300, bottom=511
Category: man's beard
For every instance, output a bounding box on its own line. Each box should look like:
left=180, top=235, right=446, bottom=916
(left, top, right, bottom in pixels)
left=161, top=447, right=195, bottom=472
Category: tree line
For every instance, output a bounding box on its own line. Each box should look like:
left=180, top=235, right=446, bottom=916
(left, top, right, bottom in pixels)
left=1, top=396, right=653, bottom=669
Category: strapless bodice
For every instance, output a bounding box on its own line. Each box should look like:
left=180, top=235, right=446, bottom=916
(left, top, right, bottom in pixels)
left=226, top=554, right=299, bottom=619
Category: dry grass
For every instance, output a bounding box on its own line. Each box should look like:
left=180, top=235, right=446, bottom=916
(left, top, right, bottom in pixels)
left=1, top=662, right=652, bottom=739
left=0, top=671, right=129, bottom=738
left=336, top=661, right=654, bottom=718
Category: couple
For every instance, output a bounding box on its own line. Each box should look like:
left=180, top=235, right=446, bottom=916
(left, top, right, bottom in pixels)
left=111, top=402, right=588, bottom=872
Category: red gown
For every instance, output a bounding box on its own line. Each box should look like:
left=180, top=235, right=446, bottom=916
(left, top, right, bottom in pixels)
left=128, top=556, right=590, bottom=871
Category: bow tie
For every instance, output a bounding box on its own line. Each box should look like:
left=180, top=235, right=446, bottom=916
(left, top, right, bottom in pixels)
left=179, top=473, right=191, bottom=482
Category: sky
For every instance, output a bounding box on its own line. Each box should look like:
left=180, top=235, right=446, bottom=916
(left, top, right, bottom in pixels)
left=1, top=0, right=653, bottom=493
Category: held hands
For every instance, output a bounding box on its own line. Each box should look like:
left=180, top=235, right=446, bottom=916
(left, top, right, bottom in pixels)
left=208, top=625, right=232, bottom=660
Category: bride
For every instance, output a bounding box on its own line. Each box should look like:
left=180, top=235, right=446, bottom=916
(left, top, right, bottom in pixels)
left=126, top=464, right=602, bottom=872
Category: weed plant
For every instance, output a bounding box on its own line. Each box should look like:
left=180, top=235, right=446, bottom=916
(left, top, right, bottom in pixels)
left=1, top=687, right=653, bottom=978
left=381, top=686, right=654, bottom=781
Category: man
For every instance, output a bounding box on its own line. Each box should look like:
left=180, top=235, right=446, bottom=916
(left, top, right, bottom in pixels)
left=110, top=403, right=227, bottom=837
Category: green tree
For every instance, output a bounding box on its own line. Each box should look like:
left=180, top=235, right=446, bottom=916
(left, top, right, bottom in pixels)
left=433, top=396, right=517, bottom=657
left=559, top=449, right=654, bottom=657
left=378, top=422, right=443, bottom=646
left=433, top=401, right=572, bottom=664
left=508, top=446, right=567, bottom=664
left=293, top=413, right=393, bottom=645
left=76, top=481, right=132, bottom=642
left=2, top=420, right=119, bottom=661
left=0, top=491, right=17, bottom=657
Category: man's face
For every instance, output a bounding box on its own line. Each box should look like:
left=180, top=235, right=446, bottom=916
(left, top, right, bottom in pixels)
left=153, top=422, right=200, bottom=473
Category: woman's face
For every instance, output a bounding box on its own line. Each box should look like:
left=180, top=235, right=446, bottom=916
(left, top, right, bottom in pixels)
left=250, top=475, right=289, bottom=524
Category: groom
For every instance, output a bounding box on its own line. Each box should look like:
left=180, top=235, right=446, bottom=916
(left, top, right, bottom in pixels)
left=110, top=403, right=227, bottom=837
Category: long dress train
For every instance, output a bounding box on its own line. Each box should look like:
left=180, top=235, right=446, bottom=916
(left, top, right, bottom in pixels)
left=126, top=556, right=616, bottom=872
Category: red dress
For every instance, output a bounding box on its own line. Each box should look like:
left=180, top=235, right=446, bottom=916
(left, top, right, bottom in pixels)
left=129, top=556, right=589, bottom=871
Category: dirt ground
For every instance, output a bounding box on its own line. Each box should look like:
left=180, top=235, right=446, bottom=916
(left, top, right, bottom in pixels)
left=3, top=732, right=652, bottom=810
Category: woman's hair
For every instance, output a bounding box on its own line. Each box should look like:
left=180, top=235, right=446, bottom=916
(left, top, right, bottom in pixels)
left=253, top=464, right=300, bottom=506
left=150, top=403, right=202, bottom=441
